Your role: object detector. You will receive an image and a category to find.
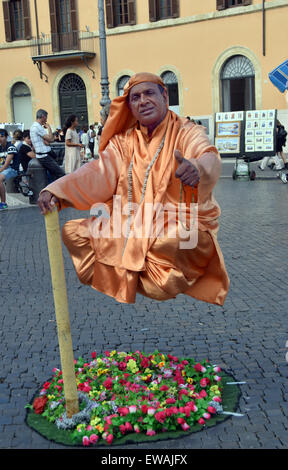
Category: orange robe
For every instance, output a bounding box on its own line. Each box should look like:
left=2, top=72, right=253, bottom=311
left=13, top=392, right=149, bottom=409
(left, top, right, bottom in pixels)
left=44, top=111, right=229, bottom=305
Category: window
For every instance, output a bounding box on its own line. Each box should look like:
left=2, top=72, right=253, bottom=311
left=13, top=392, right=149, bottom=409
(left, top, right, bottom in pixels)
left=105, top=0, right=136, bottom=28
left=49, top=0, right=78, bottom=52
left=11, top=82, right=33, bottom=128
left=117, top=75, right=131, bottom=96
left=161, top=71, right=179, bottom=115
left=2, top=0, right=31, bottom=42
left=149, top=0, right=179, bottom=22
left=216, top=0, right=252, bottom=10
left=221, top=55, right=255, bottom=111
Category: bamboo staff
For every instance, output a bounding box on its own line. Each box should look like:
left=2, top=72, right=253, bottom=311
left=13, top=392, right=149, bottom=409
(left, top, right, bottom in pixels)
left=45, top=208, right=79, bottom=418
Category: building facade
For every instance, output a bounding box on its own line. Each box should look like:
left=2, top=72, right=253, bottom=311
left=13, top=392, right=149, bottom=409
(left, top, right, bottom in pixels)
left=0, top=0, right=287, bottom=133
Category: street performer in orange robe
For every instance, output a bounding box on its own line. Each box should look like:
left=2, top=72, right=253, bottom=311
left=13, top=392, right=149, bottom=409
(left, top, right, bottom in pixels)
left=38, top=73, right=229, bottom=305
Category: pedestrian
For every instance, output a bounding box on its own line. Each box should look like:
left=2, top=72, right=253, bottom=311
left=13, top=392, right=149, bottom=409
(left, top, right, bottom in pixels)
left=276, top=120, right=287, bottom=168
left=0, top=128, right=20, bottom=210
left=12, top=129, right=24, bottom=151
left=88, top=124, right=96, bottom=158
left=18, top=130, right=36, bottom=172
left=30, top=109, right=65, bottom=181
left=38, top=72, right=229, bottom=306
left=63, top=115, right=84, bottom=174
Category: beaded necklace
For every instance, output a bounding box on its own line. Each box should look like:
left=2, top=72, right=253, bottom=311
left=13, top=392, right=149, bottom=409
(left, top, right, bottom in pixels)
left=122, top=132, right=166, bottom=255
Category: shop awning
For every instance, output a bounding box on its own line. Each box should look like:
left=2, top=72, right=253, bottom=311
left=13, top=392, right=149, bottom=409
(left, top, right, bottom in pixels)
left=269, top=59, right=288, bottom=93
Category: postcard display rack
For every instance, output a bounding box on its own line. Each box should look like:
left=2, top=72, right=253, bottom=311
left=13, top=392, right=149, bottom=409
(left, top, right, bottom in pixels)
left=214, top=110, right=277, bottom=159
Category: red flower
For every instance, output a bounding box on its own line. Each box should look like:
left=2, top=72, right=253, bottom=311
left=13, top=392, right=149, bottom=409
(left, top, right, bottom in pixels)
left=91, top=351, right=97, bottom=359
left=166, top=397, right=176, bottom=405
left=104, top=351, right=110, bottom=357
left=42, top=382, right=51, bottom=390
left=140, top=357, right=150, bottom=369
left=141, top=404, right=148, bottom=414
left=199, top=390, right=207, bottom=398
left=118, top=362, right=127, bottom=371
left=207, top=406, right=216, bottom=414
left=198, top=418, right=205, bottom=425
left=160, top=385, right=169, bottom=392
left=33, top=396, right=48, bottom=414
left=106, top=434, right=114, bottom=444
left=103, top=378, right=113, bottom=390
left=155, top=411, right=166, bottom=424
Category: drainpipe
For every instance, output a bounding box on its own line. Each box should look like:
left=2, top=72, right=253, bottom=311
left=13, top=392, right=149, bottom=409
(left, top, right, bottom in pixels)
left=262, top=0, right=266, bottom=57
left=34, top=0, right=42, bottom=78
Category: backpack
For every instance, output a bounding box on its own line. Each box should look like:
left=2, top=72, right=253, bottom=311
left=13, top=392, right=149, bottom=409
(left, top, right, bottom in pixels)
left=278, top=126, right=287, bottom=147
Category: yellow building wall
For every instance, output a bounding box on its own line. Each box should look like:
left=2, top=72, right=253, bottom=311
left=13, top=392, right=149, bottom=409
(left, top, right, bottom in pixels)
left=0, top=0, right=287, bottom=130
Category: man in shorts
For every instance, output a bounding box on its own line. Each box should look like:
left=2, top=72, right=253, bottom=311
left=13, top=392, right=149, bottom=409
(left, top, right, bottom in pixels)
left=0, top=129, right=19, bottom=210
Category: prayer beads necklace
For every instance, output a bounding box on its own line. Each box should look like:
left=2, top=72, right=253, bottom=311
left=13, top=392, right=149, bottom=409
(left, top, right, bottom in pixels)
left=122, top=133, right=166, bottom=256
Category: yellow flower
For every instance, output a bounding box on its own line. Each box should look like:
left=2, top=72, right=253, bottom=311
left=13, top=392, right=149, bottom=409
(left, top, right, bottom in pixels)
left=158, top=362, right=164, bottom=369
left=141, top=376, right=147, bottom=381
left=47, top=395, right=55, bottom=400
left=182, top=371, right=186, bottom=377
left=118, top=351, right=127, bottom=358
left=187, top=378, right=193, bottom=384
left=90, top=417, right=101, bottom=426
left=110, top=350, right=116, bottom=356
left=144, top=368, right=152, bottom=374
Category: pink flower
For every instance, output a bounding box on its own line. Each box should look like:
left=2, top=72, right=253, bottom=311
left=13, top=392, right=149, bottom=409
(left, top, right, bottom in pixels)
left=118, top=362, right=127, bottom=371
left=119, top=424, right=126, bottom=435
left=82, top=436, right=90, bottom=446
left=200, top=378, right=209, bottom=388
left=207, top=406, right=216, bottom=414
left=160, top=385, right=169, bottom=392
left=199, top=390, right=207, bottom=398
left=198, top=418, right=205, bottom=425
left=91, top=351, right=97, bottom=359
left=181, top=422, right=190, bottom=431
left=118, top=407, right=129, bottom=416
left=213, top=366, right=221, bottom=373
left=87, top=425, right=93, bottom=431
left=104, top=351, right=110, bottom=357
left=184, top=406, right=191, bottom=418
left=214, top=375, right=221, bottom=382
left=89, top=434, right=99, bottom=444
left=129, top=405, right=137, bottom=414
left=147, top=407, right=155, bottom=416
left=203, top=412, right=211, bottom=420
left=146, top=429, right=156, bottom=436
left=106, top=434, right=114, bottom=445
left=194, top=363, right=206, bottom=373
left=125, top=422, right=133, bottom=432
left=177, top=417, right=185, bottom=425
left=134, top=424, right=140, bottom=433
left=213, top=396, right=222, bottom=403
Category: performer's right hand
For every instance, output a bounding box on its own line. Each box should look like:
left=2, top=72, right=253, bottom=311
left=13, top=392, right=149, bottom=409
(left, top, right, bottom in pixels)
left=38, top=190, right=59, bottom=215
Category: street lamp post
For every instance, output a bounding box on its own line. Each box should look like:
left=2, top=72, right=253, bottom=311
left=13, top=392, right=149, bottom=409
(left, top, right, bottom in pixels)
left=98, top=0, right=111, bottom=108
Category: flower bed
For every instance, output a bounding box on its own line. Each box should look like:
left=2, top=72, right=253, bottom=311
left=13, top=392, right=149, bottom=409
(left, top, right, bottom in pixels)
left=25, top=350, right=240, bottom=447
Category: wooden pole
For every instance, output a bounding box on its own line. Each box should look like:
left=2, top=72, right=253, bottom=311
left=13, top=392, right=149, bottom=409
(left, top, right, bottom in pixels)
left=45, top=208, right=79, bottom=418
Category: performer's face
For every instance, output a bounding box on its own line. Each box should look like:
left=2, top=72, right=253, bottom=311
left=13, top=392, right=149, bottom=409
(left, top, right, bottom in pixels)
left=128, top=82, right=168, bottom=131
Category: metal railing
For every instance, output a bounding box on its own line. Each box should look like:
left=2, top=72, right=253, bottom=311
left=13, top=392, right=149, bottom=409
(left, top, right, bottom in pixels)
left=31, top=31, right=95, bottom=57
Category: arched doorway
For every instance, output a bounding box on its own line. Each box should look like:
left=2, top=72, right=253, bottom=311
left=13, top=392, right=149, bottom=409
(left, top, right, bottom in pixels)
left=161, top=71, right=179, bottom=115
left=221, top=55, right=255, bottom=111
left=117, top=75, right=130, bottom=96
left=11, top=82, right=33, bottom=127
left=59, top=73, right=88, bottom=128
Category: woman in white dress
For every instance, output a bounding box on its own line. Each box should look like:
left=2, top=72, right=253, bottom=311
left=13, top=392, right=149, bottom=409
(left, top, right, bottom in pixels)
left=64, top=115, right=84, bottom=174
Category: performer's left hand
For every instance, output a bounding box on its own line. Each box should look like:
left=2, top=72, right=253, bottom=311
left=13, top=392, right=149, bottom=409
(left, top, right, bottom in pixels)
left=174, top=150, right=200, bottom=187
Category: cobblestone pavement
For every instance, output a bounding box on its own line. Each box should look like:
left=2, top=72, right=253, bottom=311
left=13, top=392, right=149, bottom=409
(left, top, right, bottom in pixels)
left=0, top=178, right=288, bottom=449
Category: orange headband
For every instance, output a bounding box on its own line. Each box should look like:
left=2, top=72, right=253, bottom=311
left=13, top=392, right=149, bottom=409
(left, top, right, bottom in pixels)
left=99, top=72, right=167, bottom=151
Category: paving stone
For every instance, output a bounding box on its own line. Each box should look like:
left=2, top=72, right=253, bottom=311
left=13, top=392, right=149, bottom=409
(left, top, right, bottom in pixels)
left=1, top=180, right=288, bottom=448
